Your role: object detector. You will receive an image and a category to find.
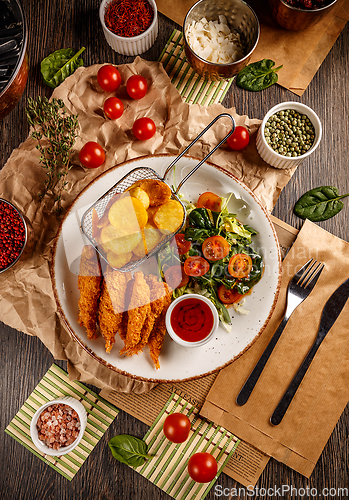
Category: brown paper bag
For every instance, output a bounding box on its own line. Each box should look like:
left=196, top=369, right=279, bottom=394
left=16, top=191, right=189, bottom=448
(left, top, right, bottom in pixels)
left=201, top=219, right=349, bottom=477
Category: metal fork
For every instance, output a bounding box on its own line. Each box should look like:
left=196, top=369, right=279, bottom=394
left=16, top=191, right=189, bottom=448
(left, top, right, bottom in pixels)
left=236, top=258, right=325, bottom=406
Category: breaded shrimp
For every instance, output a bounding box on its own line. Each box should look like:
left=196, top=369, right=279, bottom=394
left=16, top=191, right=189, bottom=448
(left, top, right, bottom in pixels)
left=77, top=245, right=102, bottom=340
left=147, top=283, right=172, bottom=369
left=98, top=266, right=127, bottom=353
left=119, top=271, right=150, bottom=355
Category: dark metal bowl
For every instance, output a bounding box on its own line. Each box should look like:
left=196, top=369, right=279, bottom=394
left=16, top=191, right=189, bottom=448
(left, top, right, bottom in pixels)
left=0, top=0, right=28, bottom=120
left=183, top=0, right=260, bottom=81
left=269, top=0, right=338, bottom=31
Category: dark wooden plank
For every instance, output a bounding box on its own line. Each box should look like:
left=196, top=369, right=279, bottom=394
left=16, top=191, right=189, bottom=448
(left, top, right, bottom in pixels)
left=0, top=0, right=348, bottom=498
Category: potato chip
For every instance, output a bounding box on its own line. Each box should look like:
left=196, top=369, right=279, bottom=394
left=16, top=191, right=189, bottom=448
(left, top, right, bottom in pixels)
left=153, top=200, right=184, bottom=233
left=133, top=224, right=163, bottom=257
left=107, top=251, right=133, bottom=268
left=100, top=225, right=142, bottom=254
left=139, top=179, right=171, bottom=207
left=108, top=194, right=148, bottom=235
left=127, top=187, right=150, bottom=209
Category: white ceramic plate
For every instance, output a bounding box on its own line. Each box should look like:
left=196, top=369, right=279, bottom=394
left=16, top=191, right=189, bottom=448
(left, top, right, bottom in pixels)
left=52, top=154, right=282, bottom=382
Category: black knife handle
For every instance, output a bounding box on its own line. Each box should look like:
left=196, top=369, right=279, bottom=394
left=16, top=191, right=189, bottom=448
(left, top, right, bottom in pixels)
left=236, top=316, right=288, bottom=406
left=270, top=340, right=321, bottom=425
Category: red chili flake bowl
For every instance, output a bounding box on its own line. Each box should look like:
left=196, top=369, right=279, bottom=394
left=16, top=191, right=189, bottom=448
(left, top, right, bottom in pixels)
left=0, top=198, right=34, bottom=273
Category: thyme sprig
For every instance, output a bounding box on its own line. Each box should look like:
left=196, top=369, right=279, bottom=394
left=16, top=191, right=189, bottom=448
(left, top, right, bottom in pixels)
left=26, top=96, right=79, bottom=212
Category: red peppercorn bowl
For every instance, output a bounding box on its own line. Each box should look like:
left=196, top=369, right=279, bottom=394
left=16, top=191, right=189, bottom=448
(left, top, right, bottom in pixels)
left=99, top=0, right=158, bottom=56
left=165, top=294, right=219, bottom=348
left=0, top=198, right=35, bottom=274
left=268, top=0, right=338, bottom=31
left=30, top=396, right=87, bottom=456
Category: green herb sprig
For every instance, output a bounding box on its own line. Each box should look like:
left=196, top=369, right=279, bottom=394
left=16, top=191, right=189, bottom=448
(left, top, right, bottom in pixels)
left=109, top=435, right=155, bottom=467
left=294, top=186, right=349, bottom=222
left=26, top=96, right=79, bottom=212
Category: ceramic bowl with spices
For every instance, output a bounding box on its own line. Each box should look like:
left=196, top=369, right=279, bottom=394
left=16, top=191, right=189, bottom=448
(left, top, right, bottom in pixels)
left=268, top=0, right=338, bottom=31
left=166, top=294, right=219, bottom=348
left=99, top=0, right=158, bottom=56
left=30, top=396, right=87, bottom=456
left=183, top=0, right=260, bottom=81
left=0, top=198, right=34, bottom=273
left=256, top=101, right=322, bottom=169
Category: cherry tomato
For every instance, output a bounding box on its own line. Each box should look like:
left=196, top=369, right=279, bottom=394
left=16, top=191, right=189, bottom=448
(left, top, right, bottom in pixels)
left=132, top=117, right=156, bottom=140
left=202, top=236, right=230, bottom=262
left=97, top=65, right=122, bottom=92
left=197, top=192, right=222, bottom=212
left=126, top=75, right=148, bottom=99
left=184, top=256, right=210, bottom=277
left=164, top=265, right=189, bottom=289
left=173, top=233, right=191, bottom=255
left=103, top=97, right=124, bottom=120
left=228, top=253, right=253, bottom=279
left=163, top=413, right=191, bottom=443
left=187, top=452, right=218, bottom=483
left=79, top=141, right=105, bottom=169
left=227, top=126, right=250, bottom=151
left=218, top=285, right=244, bottom=304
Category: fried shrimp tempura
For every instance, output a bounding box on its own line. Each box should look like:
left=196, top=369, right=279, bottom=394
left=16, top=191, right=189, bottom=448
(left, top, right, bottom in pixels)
left=77, top=245, right=102, bottom=340
left=147, top=283, right=172, bottom=369
left=125, top=275, right=168, bottom=356
left=98, top=266, right=127, bottom=353
left=119, top=271, right=151, bottom=355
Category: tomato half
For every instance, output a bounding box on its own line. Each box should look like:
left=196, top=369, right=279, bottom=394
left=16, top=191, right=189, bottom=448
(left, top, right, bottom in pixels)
left=79, top=142, right=105, bottom=169
left=103, top=97, right=124, bottom=120
left=97, top=65, right=122, bottom=92
left=197, top=192, right=222, bottom=212
left=218, top=285, right=244, bottom=304
left=228, top=253, right=253, bottom=279
left=132, top=117, right=156, bottom=140
left=202, top=236, right=230, bottom=261
left=184, top=256, right=210, bottom=277
left=164, top=265, right=189, bottom=289
left=187, top=453, right=218, bottom=483
left=174, top=233, right=191, bottom=255
left=227, top=126, right=250, bottom=151
left=126, top=75, right=148, bottom=99
left=163, top=413, right=191, bottom=443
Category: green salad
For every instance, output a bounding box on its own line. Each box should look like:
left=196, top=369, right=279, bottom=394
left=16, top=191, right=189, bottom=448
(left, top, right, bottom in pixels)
left=159, top=192, right=264, bottom=330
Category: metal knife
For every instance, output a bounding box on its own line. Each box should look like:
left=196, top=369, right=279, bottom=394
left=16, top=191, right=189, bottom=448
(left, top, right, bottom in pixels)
left=270, top=276, right=349, bottom=426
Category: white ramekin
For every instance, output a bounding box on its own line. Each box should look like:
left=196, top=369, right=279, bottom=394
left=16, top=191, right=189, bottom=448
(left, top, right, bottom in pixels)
left=30, top=396, right=87, bottom=456
left=99, top=0, right=158, bottom=56
left=166, top=294, right=219, bottom=348
left=256, top=101, right=322, bottom=169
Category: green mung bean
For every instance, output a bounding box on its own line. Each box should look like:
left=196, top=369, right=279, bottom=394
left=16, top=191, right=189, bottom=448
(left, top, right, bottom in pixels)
left=264, top=109, right=315, bottom=157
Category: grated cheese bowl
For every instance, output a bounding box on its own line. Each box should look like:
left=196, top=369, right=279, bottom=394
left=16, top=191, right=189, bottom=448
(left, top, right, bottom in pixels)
left=183, top=0, right=260, bottom=81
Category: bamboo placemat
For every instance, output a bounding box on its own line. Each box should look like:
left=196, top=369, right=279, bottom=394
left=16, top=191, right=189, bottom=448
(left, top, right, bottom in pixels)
left=5, top=363, right=119, bottom=481
left=133, top=393, right=240, bottom=500
left=158, top=29, right=234, bottom=106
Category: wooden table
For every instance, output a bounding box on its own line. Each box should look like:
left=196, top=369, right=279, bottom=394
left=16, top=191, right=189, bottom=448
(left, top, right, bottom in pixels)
left=1, top=1, right=348, bottom=498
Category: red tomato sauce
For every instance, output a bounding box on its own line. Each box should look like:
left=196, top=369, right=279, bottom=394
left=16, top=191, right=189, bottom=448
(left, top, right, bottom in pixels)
left=170, top=297, right=214, bottom=342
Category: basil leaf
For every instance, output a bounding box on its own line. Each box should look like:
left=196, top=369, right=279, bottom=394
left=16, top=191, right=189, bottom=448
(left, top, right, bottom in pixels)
left=294, top=186, right=349, bottom=222
left=108, top=435, right=155, bottom=467
left=236, top=59, right=283, bottom=92
left=41, top=47, right=85, bottom=89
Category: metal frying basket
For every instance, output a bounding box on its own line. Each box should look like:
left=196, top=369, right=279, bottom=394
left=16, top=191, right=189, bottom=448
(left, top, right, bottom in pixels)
left=81, top=113, right=235, bottom=272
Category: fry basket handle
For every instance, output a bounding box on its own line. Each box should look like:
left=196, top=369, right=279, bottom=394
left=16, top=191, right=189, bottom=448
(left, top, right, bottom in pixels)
left=164, top=113, right=235, bottom=194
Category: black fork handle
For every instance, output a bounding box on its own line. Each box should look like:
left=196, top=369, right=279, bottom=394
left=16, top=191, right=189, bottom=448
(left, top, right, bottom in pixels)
left=236, top=315, right=288, bottom=406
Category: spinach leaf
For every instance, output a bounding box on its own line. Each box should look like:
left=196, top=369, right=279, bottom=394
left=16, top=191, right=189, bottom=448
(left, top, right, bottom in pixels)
left=41, top=47, right=85, bottom=89
left=188, top=208, right=212, bottom=229
left=185, top=227, right=214, bottom=243
left=236, top=59, right=283, bottom=92
left=108, top=435, right=155, bottom=467
left=294, top=186, right=349, bottom=222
